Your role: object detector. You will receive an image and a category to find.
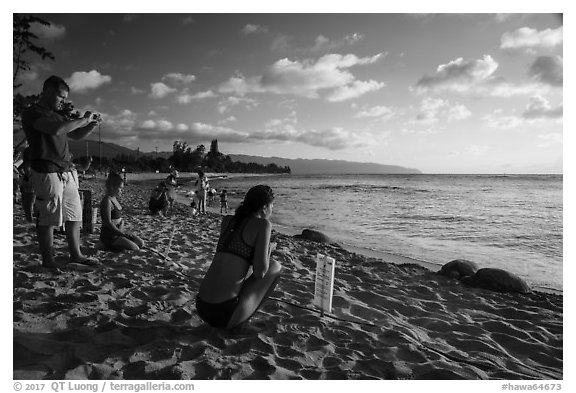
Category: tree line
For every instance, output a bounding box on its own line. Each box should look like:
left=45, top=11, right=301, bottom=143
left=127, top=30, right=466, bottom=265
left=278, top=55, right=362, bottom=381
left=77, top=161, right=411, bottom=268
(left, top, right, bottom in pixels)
left=80, top=139, right=291, bottom=175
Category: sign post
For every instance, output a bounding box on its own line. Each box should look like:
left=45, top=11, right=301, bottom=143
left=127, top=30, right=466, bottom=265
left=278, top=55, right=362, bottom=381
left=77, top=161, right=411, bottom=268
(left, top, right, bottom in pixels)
left=313, top=253, right=336, bottom=316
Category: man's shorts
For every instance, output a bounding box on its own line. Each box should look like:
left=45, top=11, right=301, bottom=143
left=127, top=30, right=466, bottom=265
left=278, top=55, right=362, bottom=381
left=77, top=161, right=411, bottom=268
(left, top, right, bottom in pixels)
left=30, top=169, right=82, bottom=227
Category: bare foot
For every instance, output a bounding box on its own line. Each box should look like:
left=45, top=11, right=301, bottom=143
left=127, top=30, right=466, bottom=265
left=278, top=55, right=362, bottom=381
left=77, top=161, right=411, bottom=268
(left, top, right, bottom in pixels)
left=69, top=255, right=99, bottom=266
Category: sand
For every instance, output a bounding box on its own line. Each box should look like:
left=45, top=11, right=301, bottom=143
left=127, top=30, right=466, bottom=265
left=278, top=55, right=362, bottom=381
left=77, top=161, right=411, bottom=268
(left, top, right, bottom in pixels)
left=13, top=176, right=563, bottom=380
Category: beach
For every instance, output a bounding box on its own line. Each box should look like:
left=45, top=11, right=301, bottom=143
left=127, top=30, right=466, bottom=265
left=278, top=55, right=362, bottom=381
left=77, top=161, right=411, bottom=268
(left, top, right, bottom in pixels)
left=13, top=176, right=563, bottom=380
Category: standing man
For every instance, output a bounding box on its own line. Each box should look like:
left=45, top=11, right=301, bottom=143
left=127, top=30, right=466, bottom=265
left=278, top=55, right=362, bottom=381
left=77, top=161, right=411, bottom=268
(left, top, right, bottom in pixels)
left=22, top=75, right=100, bottom=270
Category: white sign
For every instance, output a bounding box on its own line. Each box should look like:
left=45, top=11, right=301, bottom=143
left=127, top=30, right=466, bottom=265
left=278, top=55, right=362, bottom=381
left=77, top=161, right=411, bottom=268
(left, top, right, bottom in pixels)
left=313, top=253, right=336, bottom=314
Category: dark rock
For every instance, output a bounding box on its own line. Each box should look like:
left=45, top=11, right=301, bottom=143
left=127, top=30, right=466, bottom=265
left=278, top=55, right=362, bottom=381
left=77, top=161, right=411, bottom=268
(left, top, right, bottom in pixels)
left=437, top=259, right=479, bottom=280
left=461, top=268, right=531, bottom=294
left=293, top=229, right=333, bottom=244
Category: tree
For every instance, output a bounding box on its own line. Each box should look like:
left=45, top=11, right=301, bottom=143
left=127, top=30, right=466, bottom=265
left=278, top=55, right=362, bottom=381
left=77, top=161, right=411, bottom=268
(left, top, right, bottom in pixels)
left=13, top=14, right=55, bottom=90
left=209, top=139, right=219, bottom=156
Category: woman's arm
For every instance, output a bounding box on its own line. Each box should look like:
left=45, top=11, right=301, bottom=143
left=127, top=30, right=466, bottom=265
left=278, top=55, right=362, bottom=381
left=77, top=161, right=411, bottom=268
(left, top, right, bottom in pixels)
left=251, top=219, right=272, bottom=279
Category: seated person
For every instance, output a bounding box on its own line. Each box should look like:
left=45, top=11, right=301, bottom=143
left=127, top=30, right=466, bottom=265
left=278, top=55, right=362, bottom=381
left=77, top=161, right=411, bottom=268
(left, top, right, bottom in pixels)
left=100, top=172, right=145, bottom=251
left=149, top=181, right=169, bottom=216
left=196, top=185, right=282, bottom=330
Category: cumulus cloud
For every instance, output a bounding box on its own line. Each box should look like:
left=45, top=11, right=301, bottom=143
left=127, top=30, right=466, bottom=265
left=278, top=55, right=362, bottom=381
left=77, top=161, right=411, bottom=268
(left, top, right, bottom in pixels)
left=217, top=96, right=259, bottom=114
left=415, top=55, right=499, bottom=94
left=414, top=55, right=553, bottom=97
left=149, top=82, right=177, bottom=99
left=251, top=126, right=370, bottom=150
left=132, top=119, right=243, bottom=143
left=482, top=111, right=523, bottom=129
left=355, top=105, right=395, bottom=121
left=175, top=90, right=216, bottom=104
left=101, top=109, right=138, bottom=137
left=522, top=96, right=563, bottom=119
left=529, top=56, right=563, bottom=87
left=30, top=21, right=66, bottom=41
left=162, top=73, right=196, bottom=85
left=219, top=53, right=385, bottom=101
left=242, top=24, right=269, bottom=35
left=66, top=70, right=112, bottom=94
left=327, top=80, right=385, bottom=102
left=310, top=33, right=365, bottom=52
left=500, top=26, right=563, bottom=53
left=413, top=98, right=471, bottom=124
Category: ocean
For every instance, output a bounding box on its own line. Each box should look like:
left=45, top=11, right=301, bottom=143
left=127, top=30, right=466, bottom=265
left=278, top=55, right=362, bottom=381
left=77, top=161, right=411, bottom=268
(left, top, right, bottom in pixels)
left=204, top=174, right=563, bottom=292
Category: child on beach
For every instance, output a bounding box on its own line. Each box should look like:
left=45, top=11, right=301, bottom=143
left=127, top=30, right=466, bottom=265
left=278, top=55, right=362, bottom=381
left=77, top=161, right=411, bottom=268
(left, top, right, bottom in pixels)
left=149, top=181, right=169, bottom=216
left=196, top=185, right=281, bottom=331
left=100, top=172, right=145, bottom=251
left=220, top=189, right=228, bottom=214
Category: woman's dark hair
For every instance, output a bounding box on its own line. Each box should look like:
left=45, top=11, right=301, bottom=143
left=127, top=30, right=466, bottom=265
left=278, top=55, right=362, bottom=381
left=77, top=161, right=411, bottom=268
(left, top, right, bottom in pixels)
left=105, top=172, right=123, bottom=191
left=232, top=185, right=274, bottom=229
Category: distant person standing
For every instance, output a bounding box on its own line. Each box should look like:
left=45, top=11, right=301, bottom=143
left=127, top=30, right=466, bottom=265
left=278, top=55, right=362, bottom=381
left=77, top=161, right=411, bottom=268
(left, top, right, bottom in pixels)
left=22, top=75, right=100, bottom=270
left=220, top=189, right=228, bottom=214
left=195, top=170, right=208, bottom=214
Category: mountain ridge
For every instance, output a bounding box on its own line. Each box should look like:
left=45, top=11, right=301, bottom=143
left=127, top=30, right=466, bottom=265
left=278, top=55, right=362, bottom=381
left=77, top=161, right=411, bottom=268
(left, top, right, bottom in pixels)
left=67, top=139, right=421, bottom=175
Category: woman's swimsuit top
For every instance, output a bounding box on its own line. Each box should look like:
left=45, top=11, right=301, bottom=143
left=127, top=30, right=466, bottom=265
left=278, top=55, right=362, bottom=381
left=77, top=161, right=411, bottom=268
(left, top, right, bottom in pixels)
left=111, top=205, right=122, bottom=220
left=216, top=218, right=255, bottom=263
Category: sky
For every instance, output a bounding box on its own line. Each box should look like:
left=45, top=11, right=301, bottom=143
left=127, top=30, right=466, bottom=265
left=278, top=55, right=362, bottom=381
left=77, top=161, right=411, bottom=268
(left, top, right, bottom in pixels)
left=13, top=10, right=563, bottom=174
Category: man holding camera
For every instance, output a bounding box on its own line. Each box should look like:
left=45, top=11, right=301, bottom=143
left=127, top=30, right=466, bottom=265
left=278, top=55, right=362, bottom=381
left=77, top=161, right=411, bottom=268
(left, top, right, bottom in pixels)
left=22, top=75, right=101, bottom=270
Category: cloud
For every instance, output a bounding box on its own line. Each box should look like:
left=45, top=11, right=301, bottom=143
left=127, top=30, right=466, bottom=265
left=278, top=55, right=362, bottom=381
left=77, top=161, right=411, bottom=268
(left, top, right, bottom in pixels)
left=413, top=98, right=471, bottom=124
left=500, top=26, right=563, bottom=53
left=310, top=33, right=365, bottom=52
left=482, top=111, right=523, bottom=129
left=414, top=55, right=553, bottom=97
left=522, top=96, right=563, bottom=119
left=327, top=80, right=385, bottom=102
left=162, top=73, right=196, bottom=85
left=101, top=109, right=138, bottom=136
left=30, top=21, right=66, bottom=41
left=355, top=105, right=395, bottom=121
left=149, top=82, right=177, bottom=99
left=66, top=70, right=112, bottom=94
left=272, top=32, right=365, bottom=53
left=219, top=53, right=385, bottom=101
left=217, top=96, right=259, bottom=114
left=242, top=24, right=269, bottom=35
left=529, top=56, right=563, bottom=87
left=415, top=55, right=499, bottom=94
left=175, top=90, right=216, bottom=104
left=251, top=126, right=371, bottom=150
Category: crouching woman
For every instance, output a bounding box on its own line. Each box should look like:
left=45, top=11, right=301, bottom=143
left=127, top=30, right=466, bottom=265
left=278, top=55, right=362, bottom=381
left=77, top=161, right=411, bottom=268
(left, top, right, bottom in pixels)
left=196, top=185, right=282, bottom=330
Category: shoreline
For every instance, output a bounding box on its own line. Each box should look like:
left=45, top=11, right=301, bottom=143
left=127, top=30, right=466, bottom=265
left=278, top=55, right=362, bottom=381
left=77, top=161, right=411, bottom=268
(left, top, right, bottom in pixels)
left=168, top=183, right=563, bottom=296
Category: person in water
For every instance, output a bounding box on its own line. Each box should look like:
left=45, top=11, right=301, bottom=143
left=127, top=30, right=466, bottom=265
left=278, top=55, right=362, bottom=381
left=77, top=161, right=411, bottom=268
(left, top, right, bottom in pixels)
left=196, top=185, right=282, bottom=330
left=100, top=172, right=145, bottom=251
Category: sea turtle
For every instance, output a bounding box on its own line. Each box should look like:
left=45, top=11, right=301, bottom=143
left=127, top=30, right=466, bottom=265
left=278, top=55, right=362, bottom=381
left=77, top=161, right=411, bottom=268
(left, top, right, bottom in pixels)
left=437, top=259, right=479, bottom=280
left=294, top=229, right=333, bottom=244
left=461, top=268, right=531, bottom=294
